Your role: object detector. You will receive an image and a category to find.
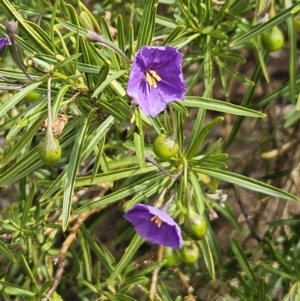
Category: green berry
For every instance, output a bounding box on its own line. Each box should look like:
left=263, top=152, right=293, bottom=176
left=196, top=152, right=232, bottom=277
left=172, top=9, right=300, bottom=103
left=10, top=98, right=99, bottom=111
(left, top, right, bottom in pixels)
left=184, top=210, right=207, bottom=241
left=180, top=243, right=200, bottom=264
left=23, top=92, right=41, bottom=103
left=163, top=247, right=180, bottom=267
left=38, top=132, right=61, bottom=165
left=153, top=134, right=179, bottom=160
left=261, top=26, right=284, bottom=52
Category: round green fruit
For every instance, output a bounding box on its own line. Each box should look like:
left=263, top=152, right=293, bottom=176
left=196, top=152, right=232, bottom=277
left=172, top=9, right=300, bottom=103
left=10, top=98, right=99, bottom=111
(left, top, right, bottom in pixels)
left=153, top=134, right=179, bottom=160
left=261, top=26, right=284, bottom=52
left=180, top=244, right=200, bottom=264
left=184, top=210, right=207, bottom=241
left=163, top=247, right=180, bottom=267
left=23, top=92, right=41, bottom=103
left=38, top=133, right=61, bottom=165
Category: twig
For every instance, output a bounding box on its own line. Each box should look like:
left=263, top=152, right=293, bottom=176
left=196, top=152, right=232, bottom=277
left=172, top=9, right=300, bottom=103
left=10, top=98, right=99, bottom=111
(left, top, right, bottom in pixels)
left=149, top=245, right=164, bottom=301
left=42, top=183, right=111, bottom=301
left=86, top=30, right=132, bottom=64
left=174, top=267, right=196, bottom=300
left=5, top=21, right=36, bottom=81
left=233, top=186, right=262, bottom=242
left=145, top=153, right=182, bottom=178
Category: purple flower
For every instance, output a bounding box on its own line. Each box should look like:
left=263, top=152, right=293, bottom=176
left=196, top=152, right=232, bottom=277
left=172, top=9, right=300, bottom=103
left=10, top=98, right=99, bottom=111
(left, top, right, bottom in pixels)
left=0, top=37, right=9, bottom=51
left=127, top=45, right=186, bottom=117
left=124, top=203, right=182, bottom=249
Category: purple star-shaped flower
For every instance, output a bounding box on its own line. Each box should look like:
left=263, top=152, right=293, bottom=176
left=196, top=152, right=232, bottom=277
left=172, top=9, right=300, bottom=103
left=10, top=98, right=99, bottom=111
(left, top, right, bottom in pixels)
left=124, top=203, right=182, bottom=249
left=0, top=37, right=9, bottom=51
left=127, top=45, right=186, bottom=117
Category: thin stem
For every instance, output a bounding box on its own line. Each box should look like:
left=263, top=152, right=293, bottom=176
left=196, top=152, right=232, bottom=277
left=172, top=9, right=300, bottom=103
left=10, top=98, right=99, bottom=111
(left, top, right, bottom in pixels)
left=86, top=30, right=132, bottom=64
left=47, top=76, right=53, bottom=135
left=145, top=153, right=182, bottom=178
left=149, top=245, right=164, bottom=301
left=5, top=21, right=36, bottom=81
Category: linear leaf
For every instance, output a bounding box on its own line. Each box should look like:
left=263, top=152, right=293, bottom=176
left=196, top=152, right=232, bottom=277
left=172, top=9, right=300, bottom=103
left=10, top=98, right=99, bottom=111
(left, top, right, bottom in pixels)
left=62, top=111, right=94, bottom=230
left=193, top=167, right=298, bottom=201
left=183, top=96, right=265, bottom=117
left=230, top=236, right=255, bottom=283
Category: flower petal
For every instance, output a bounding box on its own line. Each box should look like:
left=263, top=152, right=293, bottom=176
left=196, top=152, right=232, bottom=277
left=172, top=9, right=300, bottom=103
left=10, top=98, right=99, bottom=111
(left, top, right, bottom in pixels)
left=0, top=37, right=9, bottom=51
left=127, top=45, right=186, bottom=117
left=124, top=203, right=182, bottom=249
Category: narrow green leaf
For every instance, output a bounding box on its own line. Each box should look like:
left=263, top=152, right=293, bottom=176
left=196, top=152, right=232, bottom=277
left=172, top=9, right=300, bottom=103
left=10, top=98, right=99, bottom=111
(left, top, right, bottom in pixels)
left=80, top=225, right=114, bottom=273
left=136, top=0, right=158, bottom=48
left=230, top=236, right=255, bottom=283
left=188, top=170, right=205, bottom=214
left=40, top=116, right=114, bottom=202
left=0, top=148, right=42, bottom=187
left=286, top=0, right=297, bottom=105
left=0, top=281, right=35, bottom=296
left=185, top=116, right=223, bottom=160
left=228, top=283, right=249, bottom=301
left=134, top=108, right=145, bottom=169
left=258, top=277, right=266, bottom=301
left=107, top=234, right=144, bottom=285
left=183, top=96, right=265, bottom=117
left=52, top=53, right=82, bottom=72
left=20, top=255, right=38, bottom=289
left=230, top=4, right=297, bottom=47
left=74, top=173, right=165, bottom=215
left=214, top=57, right=253, bottom=85
left=1, top=118, right=43, bottom=167
left=21, top=182, right=36, bottom=227
left=62, top=111, right=94, bottom=230
left=0, top=241, right=16, bottom=262
left=193, top=167, right=298, bottom=201
left=199, top=236, right=215, bottom=280
left=92, top=70, right=126, bottom=98
left=0, top=82, right=42, bottom=118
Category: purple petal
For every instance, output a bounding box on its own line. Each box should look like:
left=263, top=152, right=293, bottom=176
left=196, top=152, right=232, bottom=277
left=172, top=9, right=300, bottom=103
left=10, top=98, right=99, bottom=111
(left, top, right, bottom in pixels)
left=124, top=203, right=182, bottom=249
left=127, top=45, right=186, bottom=117
left=0, top=38, right=9, bottom=51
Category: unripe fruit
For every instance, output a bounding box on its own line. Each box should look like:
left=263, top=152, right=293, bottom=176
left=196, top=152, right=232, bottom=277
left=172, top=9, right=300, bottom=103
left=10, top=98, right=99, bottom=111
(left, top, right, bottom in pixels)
left=38, top=132, right=61, bottom=165
left=184, top=210, right=207, bottom=240
left=180, top=243, right=200, bottom=264
left=163, top=247, right=180, bottom=267
left=153, top=134, right=179, bottom=160
left=23, top=92, right=41, bottom=103
left=261, top=26, right=284, bottom=52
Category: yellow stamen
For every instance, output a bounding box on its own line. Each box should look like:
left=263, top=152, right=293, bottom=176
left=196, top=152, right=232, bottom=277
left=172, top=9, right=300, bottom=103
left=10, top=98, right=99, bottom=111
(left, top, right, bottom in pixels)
left=145, top=70, right=161, bottom=88
left=150, top=215, right=163, bottom=228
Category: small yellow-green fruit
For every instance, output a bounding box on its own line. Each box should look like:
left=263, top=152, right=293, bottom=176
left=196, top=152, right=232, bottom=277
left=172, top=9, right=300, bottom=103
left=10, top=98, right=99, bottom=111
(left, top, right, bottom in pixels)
left=261, top=26, right=284, bottom=52
left=38, top=132, right=61, bottom=165
left=153, top=134, right=179, bottom=160
left=163, top=247, right=180, bottom=267
left=23, top=92, right=41, bottom=103
left=180, top=243, right=200, bottom=264
left=184, top=210, right=207, bottom=241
